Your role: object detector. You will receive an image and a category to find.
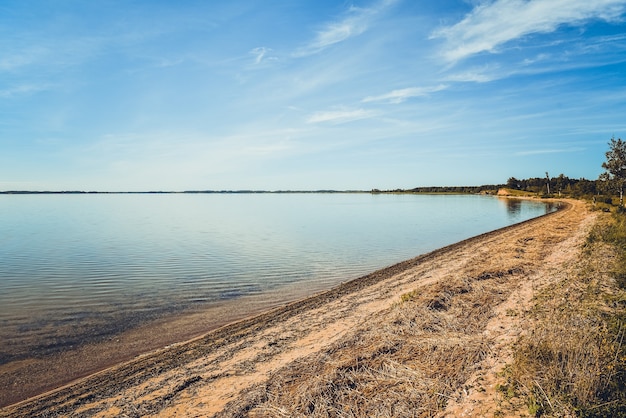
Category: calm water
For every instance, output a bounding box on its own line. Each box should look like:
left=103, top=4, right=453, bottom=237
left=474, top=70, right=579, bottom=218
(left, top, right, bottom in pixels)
left=0, top=193, right=555, bottom=364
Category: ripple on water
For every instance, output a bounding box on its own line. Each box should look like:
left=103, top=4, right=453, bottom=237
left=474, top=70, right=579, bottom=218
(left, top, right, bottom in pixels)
left=0, top=193, right=555, bottom=362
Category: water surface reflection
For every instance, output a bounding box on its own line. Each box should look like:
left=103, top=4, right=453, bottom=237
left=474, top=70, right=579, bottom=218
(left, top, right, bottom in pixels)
left=0, top=193, right=556, bottom=365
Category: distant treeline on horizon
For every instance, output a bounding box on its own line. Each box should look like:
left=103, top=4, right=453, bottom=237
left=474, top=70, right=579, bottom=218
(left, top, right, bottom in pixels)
left=0, top=174, right=602, bottom=196
left=377, top=174, right=600, bottom=197
left=372, top=185, right=503, bottom=194
left=0, top=190, right=365, bottom=195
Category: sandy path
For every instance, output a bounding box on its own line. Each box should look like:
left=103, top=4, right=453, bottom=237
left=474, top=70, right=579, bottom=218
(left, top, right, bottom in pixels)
left=1, top=199, right=591, bottom=417
left=442, top=201, right=596, bottom=417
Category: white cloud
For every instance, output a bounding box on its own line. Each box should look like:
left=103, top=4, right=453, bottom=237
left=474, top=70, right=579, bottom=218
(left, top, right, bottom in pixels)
left=444, top=64, right=501, bottom=82
left=295, top=0, right=397, bottom=57
left=521, top=53, right=551, bottom=66
left=516, top=146, right=585, bottom=156
left=431, top=0, right=626, bottom=63
left=250, top=47, right=274, bottom=65
left=445, top=71, right=497, bottom=83
left=362, top=84, right=448, bottom=104
left=307, top=108, right=377, bottom=124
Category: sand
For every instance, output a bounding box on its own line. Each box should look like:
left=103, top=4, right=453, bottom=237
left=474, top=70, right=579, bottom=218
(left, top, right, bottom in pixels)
left=1, top=198, right=593, bottom=417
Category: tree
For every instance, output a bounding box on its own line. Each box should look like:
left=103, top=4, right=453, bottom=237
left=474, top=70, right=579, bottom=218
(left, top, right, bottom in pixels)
left=555, top=173, right=566, bottom=197
left=601, top=136, right=626, bottom=206
left=507, top=177, right=520, bottom=189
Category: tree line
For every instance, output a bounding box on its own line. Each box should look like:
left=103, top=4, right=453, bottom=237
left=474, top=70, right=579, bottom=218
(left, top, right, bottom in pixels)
left=373, top=136, right=625, bottom=202
left=372, top=185, right=503, bottom=194
left=508, top=136, right=626, bottom=203
left=505, top=174, right=597, bottom=197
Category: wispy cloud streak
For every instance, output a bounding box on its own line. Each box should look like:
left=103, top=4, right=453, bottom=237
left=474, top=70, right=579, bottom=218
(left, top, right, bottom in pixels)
left=516, top=146, right=585, bottom=156
left=431, top=0, right=626, bottom=63
left=362, top=84, right=448, bottom=104
left=250, top=47, right=275, bottom=65
left=307, top=108, right=377, bottom=124
left=295, top=0, right=397, bottom=56
left=0, top=84, right=49, bottom=98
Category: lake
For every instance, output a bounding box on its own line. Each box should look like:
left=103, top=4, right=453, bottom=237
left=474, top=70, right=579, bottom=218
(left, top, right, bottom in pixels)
left=0, top=193, right=555, bottom=366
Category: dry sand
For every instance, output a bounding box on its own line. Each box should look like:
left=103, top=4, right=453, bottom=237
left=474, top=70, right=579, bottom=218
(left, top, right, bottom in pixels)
left=1, top=198, right=593, bottom=417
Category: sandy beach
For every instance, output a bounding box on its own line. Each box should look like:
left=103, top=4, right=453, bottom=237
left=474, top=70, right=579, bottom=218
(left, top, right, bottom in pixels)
left=1, top=198, right=594, bottom=417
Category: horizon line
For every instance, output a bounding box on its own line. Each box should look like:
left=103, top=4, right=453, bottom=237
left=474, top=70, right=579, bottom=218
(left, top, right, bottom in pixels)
left=0, top=185, right=507, bottom=195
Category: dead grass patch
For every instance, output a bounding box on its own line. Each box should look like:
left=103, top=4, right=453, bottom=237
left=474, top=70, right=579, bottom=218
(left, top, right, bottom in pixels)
left=218, top=267, right=527, bottom=417
left=504, top=213, right=626, bottom=417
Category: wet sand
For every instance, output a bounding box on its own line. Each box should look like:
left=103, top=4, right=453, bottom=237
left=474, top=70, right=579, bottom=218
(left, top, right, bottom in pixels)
left=0, top=281, right=323, bottom=409
left=1, top=199, right=592, bottom=417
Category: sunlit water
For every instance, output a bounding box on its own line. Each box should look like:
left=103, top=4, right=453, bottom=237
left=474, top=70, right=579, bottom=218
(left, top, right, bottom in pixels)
left=0, top=193, right=555, bottom=364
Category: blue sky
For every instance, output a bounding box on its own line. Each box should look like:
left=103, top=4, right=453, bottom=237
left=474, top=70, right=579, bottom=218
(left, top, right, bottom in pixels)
left=2, top=0, right=626, bottom=191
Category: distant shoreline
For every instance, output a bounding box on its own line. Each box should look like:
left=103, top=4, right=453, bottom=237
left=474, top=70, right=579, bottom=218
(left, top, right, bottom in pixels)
left=0, top=186, right=504, bottom=195
left=0, top=189, right=367, bottom=194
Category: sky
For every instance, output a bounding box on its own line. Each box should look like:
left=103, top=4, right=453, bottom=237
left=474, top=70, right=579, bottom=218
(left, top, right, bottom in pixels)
left=2, top=0, right=626, bottom=191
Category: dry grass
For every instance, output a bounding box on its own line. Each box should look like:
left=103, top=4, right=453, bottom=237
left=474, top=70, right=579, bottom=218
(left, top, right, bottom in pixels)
left=503, top=213, right=626, bottom=417
left=217, top=267, right=527, bottom=418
